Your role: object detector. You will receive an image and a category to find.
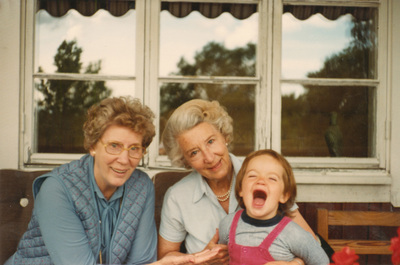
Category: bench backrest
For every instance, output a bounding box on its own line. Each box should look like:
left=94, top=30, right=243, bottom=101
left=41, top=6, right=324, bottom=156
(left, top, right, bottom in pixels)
left=153, top=170, right=191, bottom=230
left=0, top=169, right=50, bottom=264
left=317, top=208, right=400, bottom=255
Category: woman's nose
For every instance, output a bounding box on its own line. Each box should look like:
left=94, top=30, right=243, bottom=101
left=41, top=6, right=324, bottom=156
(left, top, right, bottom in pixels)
left=202, top=147, right=214, bottom=162
left=117, top=149, right=130, bottom=163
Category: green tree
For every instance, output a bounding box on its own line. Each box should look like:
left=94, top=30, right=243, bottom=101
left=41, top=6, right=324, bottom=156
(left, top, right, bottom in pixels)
left=159, top=42, right=256, bottom=155
left=36, top=40, right=111, bottom=153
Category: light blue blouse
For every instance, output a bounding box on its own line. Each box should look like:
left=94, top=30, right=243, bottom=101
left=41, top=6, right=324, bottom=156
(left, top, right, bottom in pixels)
left=159, top=153, right=242, bottom=253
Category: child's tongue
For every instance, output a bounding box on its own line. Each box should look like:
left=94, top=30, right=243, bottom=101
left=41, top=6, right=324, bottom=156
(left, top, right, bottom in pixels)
left=253, top=190, right=266, bottom=206
left=253, top=197, right=266, bottom=206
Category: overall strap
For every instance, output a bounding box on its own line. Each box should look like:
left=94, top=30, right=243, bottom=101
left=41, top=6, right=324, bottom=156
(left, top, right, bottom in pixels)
left=259, top=216, right=292, bottom=250
left=228, top=209, right=244, bottom=245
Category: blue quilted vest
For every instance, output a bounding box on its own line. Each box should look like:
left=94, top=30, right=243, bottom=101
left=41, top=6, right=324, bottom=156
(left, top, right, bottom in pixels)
left=10, top=154, right=153, bottom=265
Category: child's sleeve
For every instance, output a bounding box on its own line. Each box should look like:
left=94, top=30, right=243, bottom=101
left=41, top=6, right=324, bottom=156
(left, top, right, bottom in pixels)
left=218, top=214, right=233, bottom=245
left=283, top=222, right=330, bottom=265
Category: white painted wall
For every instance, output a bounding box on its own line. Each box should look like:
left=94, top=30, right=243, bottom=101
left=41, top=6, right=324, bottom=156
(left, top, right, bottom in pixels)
left=0, top=0, right=20, bottom=169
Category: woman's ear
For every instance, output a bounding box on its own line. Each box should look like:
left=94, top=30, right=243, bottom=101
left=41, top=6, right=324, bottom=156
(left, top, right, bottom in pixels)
left=90, top=149, right=96, bottom=157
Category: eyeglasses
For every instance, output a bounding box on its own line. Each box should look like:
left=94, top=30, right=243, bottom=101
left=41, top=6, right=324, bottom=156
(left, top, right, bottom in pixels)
left=100, top=140, right=146, bottom=159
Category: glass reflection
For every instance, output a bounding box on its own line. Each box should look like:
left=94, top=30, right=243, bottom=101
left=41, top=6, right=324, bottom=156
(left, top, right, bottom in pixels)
left=281, top=84, right=375, bottom=158
left=34, top=79, right=135, bottom=153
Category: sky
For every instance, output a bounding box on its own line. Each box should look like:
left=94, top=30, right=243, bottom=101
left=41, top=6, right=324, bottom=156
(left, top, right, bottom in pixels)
left=35, top=8, right=353, bottom=98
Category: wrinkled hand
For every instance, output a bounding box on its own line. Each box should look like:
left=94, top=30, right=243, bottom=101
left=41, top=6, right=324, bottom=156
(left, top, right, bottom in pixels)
left=199, top=229, right=229, bottom=265
left=189, top=247, right=222, bottom=264
left=155, top=254, right=195, bottom=265
left=265, top=259, right=303, bottom=265
left=265, top=261, right=290, bottom=265
left=154, top=247, right=221, bottom=265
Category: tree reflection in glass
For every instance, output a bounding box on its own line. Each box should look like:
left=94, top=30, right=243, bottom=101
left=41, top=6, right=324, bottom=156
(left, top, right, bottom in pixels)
left=281, top=6, right=377, bottom=158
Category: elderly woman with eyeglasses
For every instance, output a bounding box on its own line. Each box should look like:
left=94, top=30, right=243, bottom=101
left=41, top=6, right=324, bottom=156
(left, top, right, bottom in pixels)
left=6, top=97, right=219, bottom=265
left=158, top=99, right=316, bottom=265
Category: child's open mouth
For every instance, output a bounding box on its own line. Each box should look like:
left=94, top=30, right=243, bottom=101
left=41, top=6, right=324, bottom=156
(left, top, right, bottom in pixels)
left=253, top=189, right=267, bottom=207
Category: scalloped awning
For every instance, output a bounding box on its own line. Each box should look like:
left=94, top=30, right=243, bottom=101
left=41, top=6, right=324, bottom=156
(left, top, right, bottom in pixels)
left=36, top=0, right=374, bottom=21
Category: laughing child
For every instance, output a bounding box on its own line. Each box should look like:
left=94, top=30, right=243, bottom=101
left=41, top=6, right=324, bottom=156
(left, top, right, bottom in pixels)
left=218, top=149, right=329, bottom=265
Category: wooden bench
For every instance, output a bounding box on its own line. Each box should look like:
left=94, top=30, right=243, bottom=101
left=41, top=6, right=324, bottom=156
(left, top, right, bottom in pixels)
left=317, top=208, right=400, bottom=255
left=0, top=169, right=50, bottom=264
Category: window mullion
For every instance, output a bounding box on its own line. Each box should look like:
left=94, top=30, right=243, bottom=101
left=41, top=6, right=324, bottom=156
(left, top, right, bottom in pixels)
left=377, top=0, right=389, bottom=169
left=33, top=73, right=136, bottom=81
left=21, top=0, right=36, bottom=169
left=145, top=0, right=161, bottom=167
left=270, top=0, right=282, bottom=152
left=281, top=78, right=379, bottom=87
left=159, top=76, right=259, bottom=84
left=135, top=0, right=147, bottom=102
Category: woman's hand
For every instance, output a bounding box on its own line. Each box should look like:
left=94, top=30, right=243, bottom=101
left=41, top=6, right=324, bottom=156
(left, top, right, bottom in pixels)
left=200, top=229, right=229, bottom=265
left=190, top=247, right=222, bottom=264
left=153, top=247, right=221, bottom=265
left=157, top=230, right=228, bottom=265
left=153, top=255, right=195, bottom=265
left=265, top=258, right=304, bottom=265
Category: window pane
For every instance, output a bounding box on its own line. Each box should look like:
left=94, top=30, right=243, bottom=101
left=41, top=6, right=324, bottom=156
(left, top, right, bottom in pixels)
left=159, top=83, right=255, bottom=156
left=281, top=84, right=375, bottom=158
left=34, top=79, right=135, bottom=153
left=159, top=7, right=258, bottom=77
left=35, top=9, right=135, bottom=76
left=282, top=6, right=377, bottom=79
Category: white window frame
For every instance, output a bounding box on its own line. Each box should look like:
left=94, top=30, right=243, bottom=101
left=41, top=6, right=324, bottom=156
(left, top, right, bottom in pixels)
left=271, top=0, right=392, bottom=202
left=20, top=0, right=396, bottom=205
left=20, top=0, right=148, bottom=168
left=273, top=0, right=388, bottom=170
left=270, top=0, right=392, bottom=203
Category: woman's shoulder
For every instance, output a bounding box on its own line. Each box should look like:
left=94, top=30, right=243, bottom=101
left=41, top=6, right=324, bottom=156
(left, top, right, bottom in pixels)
left=34, top=175, right=67, bottom=197
left=133, top=168, right=151, bottom=180
left=163, top=171, right=200, bottom=201
left=168, top=170, right=199, bottom=190
left=130, top=169, right=155, bottom=188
